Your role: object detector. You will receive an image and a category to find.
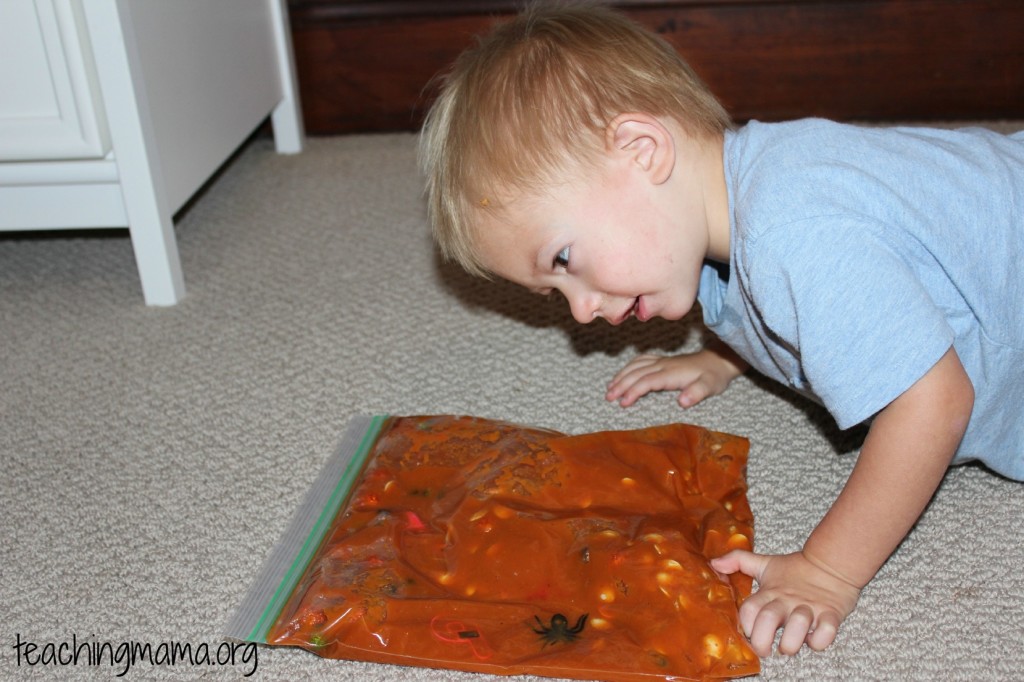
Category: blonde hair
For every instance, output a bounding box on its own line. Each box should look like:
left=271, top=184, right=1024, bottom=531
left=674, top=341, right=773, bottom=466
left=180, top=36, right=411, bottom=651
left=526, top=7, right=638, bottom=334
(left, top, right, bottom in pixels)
left=419, top=2, right=731, bottom=277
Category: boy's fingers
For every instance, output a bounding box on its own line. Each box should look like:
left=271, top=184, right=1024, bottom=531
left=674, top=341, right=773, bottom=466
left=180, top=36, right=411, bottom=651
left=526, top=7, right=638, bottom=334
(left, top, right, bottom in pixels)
left=778, top=605, right=814, bottom=655
left=806, top=612, right=841, bottom=651
left=612, top=391, right=640, bottom=407
left=677, top=381, right=710, bottom=408
left=606, top=360, right=659, bottom=397
left=710, top=549, right=767, bottom=579
left=610, top=367, right=687, bottom=406
left=708, top=553, right=736, bottom=574
left=608, top=354, right=659, bottom=383
left=712, top=550, right=771, bottom=640
left=736, top=589, right=772, bottom=638
left=749, top=601, right=787, bottom=657
left=607, top=375, right=650, bottom=405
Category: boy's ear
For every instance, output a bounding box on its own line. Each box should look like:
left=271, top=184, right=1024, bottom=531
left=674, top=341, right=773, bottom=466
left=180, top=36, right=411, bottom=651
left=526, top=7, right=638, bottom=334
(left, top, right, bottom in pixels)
left=606, top=113, right=676, bottom=185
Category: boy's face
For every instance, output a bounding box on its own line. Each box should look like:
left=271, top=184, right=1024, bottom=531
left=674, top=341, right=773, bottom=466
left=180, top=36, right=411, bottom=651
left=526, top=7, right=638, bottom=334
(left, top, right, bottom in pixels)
left=473, top=148, right=712, bottom=325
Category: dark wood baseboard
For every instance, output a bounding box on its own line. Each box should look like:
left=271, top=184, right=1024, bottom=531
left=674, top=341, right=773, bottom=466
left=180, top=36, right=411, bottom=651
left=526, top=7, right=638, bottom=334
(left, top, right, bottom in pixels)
left=288, top=0, right=1024, bottom=134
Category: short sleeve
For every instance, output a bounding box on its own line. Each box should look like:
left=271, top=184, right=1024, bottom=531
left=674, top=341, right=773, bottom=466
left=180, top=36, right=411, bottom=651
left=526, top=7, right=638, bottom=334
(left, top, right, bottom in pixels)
left=744, top=219, right=955, bottom=428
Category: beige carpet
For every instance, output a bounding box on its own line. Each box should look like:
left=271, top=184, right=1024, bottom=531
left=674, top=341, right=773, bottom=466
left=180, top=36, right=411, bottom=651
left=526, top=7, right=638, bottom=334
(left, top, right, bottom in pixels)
left=2, top=126, right=1022, bottom=681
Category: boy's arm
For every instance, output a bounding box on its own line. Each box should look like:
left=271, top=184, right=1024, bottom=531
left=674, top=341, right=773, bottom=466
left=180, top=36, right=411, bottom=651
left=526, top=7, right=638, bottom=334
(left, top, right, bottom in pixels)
left=712, top=346, right=974, bottom=655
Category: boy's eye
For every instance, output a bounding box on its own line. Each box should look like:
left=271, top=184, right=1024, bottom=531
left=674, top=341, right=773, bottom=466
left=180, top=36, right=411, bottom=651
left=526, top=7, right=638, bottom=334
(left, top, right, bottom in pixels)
left=553, top=246, right=570, bottom=269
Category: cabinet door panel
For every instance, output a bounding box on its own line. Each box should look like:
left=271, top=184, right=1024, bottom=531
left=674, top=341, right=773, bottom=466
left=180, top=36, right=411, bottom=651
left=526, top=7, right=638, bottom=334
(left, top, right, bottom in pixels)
left=0, top=0, right=110, bottom=161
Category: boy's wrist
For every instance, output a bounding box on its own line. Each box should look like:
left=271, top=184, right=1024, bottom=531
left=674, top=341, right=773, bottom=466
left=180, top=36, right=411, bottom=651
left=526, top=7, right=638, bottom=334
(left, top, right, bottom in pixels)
left=701, top=339, right=748, bottom=379
left=800, top=542, right=870, bottom=591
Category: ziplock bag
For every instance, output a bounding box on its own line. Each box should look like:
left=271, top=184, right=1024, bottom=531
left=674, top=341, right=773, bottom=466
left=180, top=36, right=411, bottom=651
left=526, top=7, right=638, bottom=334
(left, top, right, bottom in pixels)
left=225, top=415, right=759, bottom=681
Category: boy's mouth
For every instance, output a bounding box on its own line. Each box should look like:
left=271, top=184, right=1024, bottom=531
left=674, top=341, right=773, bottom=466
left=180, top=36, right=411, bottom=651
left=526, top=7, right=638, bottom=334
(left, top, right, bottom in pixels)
left=617, top=297, right=643, bottom=324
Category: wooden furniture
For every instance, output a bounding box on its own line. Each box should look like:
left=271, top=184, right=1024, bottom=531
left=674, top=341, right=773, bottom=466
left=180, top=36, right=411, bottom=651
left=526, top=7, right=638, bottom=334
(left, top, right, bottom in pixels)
left=286, top=0, right=1024, bottom=134
left=0, top=0, right=304, bottom=305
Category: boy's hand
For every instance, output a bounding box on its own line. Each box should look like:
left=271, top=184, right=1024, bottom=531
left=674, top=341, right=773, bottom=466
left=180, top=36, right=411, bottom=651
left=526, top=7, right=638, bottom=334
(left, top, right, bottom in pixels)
left=710, top=549, right=861, bottom=656
left=606, top=340, right=748, bottom=408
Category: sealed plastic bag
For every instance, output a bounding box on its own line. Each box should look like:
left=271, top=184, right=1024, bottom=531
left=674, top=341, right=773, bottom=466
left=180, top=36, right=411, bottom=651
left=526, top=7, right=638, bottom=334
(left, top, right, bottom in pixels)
left=225, top=415, right=759, bottom=681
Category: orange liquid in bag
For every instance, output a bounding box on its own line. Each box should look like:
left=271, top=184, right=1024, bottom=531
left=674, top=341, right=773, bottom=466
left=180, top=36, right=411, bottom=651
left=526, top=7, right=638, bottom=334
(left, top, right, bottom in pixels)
left=268, top=416, right=759, bottom=681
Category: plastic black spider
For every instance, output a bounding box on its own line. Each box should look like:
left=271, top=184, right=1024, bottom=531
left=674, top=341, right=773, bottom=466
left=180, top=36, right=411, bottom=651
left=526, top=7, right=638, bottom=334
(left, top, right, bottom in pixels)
left=532, top=613, right=588, bottom=648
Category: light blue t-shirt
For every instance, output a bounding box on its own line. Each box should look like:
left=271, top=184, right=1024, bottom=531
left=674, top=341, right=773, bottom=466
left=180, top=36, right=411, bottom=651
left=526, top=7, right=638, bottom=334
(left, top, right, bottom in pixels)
left=699, top=119, right=1024, bottom=480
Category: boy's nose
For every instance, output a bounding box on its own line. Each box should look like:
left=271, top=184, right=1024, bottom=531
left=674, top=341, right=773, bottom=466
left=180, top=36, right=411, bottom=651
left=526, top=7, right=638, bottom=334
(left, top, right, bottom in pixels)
left=565, top=289, right=602, bottom=324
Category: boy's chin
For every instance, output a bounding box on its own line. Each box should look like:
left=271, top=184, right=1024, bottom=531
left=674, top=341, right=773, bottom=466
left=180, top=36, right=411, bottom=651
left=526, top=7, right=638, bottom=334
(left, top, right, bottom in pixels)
left=655, top=304, right=692, bottom=322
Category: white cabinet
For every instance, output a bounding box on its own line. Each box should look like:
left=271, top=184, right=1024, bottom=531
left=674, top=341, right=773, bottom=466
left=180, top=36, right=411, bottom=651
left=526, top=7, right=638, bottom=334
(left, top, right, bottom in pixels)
left=0, top=0, right=304, bottom=305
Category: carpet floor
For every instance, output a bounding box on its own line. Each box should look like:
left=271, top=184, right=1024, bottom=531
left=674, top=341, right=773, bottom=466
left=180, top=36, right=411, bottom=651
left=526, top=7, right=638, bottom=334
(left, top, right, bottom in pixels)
left=2, top=125, right=1022, bottom=681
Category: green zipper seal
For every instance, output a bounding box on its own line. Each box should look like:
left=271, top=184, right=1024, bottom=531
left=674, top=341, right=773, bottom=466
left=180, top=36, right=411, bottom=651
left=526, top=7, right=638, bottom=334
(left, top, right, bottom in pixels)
left=223, top=414, right=389, bottom=643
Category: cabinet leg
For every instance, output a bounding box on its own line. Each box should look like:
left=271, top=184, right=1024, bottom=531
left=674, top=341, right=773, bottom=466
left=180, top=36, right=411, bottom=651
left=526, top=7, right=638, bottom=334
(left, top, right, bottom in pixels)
left=269, top=0, right=304, bottom=154
left=128, top=209, right=185, bottom=306
left=85, top=0, right=186, bottom=305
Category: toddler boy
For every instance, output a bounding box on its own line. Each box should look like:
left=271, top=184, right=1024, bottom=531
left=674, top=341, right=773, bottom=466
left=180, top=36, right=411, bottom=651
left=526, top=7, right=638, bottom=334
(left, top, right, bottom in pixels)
left=419, top=3, right=1024, bottom=657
